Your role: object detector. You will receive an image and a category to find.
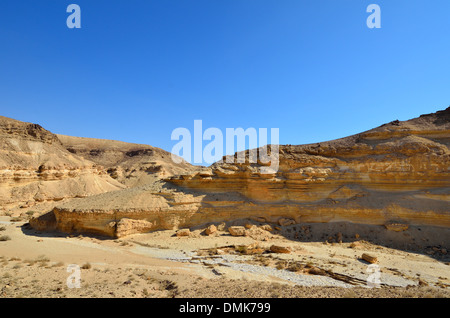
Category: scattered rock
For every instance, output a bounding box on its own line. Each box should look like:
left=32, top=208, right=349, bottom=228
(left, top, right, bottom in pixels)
left=426, top=247, right=448, bottom=255
left=259, top=224, right=273, bottom=232
left=337, top=232, right=343, bottom=243
left=361, top=253, right=377, bottom=264
left=235, top=243, right=265, bottom=255
left=418, top=279, right=428, bottom=286
left=212, top=268, right=223, bottom=276
left=301, top=226, right=310, bottom=234
left=176, top=229, right=191, bottom=237
left=215, top=249, right=226, bottom=255
left=204, top=224, right=217, bottom=236
left=349, top=241, right=361, bottom=249
left=251, top=216, right=266, bottom=223
left=270, top=245, right=291, bottom=254
left=385, top=222, right=409, bottom=232
left=278, top=218, right=295, bottom=227
left=217, top=222, right=226, bottom=231
left=245, top=226, right=272, bottom=241
left=228, top=226, right=246, bottom=236
left=307, top=267, right=326, bottom=275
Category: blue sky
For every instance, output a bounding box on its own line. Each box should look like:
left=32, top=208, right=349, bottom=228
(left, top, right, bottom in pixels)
left=1, top=1, right=449, bottom=163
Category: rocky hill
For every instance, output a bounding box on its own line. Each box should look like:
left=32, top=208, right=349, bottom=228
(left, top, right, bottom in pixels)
left=0, top=116, right=125, bottom=213
left=56, top=134, right=198, bottom=187
left=30, top=107, right=450, bottom=239
left=0, top=116, right=197, bottom=215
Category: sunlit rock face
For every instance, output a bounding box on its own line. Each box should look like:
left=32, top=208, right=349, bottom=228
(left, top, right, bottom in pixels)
left=0, top=116, right=125, bottom=212
left=31, top=107, right=450, bottom=238
left=166, top=107, right=449, bottom=229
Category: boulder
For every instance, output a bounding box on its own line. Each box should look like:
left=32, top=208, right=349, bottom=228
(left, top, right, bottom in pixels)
left=259, top=224, right=273, bottom=232
left=176, top=229, right=191, bottom=237
left=228, top=226, right=246, bottom=236
left=307, top=267, right=326, bottom=275
left=217, top=222, right=226, bottom=231
left=278, top=218, right=295, bottom=227
left=270, top=245, right=291, bottom=254
left=251, top=216, right=266, bottom=223
left=245, top=227, right=272, bottom=241
left=204, top=224, right=217, bottom=235
left=349, top=241, right=361, bottom=249
left=361, top=253, right=378, bottom=264
left=384, top=222, right=409, bottom=232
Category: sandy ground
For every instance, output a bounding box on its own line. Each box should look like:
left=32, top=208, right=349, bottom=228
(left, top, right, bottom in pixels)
left=0, top=216, right=449, bottom=298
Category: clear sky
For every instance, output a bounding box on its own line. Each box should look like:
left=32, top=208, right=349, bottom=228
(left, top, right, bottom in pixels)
left=1, top=1, right=449, bottom=163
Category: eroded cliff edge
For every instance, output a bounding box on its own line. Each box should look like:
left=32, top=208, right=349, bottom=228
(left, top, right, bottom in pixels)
left=0, top=116, right=125, bottom=212
left=31, top=108, right=450, bottom=239
left=0, top=115, right=197, bottom=216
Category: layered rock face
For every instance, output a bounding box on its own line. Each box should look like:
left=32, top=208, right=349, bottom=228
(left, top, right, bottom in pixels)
left=33, top=108, right=450, bottom=238
left=0, top=116, right=198, bottom=214
left=0, top=116, right=125, bottom=211
left=168, top=108, right=449, bottom=227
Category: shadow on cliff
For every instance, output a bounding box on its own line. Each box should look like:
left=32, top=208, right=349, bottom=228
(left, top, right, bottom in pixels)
left=22, top=180, right=450, bottom=264
left=255, top=220, right=450, bottom=263
left=20, top=221, right=113, bottom=241
left=167, top=182, right=450, bottom=263
left=23, top=212, right=450, bottom=264
left=191, top=218, right=450, bottom=263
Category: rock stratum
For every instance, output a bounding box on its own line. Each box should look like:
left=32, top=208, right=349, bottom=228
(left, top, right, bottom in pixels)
left=0, top=116, right=125, bottom=211
left=28, top=107, right=450, bottom=239
left=0, top=116, right=195, bottom=214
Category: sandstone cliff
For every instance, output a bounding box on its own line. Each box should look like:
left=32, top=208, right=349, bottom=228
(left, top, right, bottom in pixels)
left=30, top=107, right=450, bottom=238
left=0, top=116, right=199, bottom=215
left=0, top=116, right=125, bottom=212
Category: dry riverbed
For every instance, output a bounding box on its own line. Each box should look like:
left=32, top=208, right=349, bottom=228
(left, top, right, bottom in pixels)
left=1, top=216, right=449, bottom=298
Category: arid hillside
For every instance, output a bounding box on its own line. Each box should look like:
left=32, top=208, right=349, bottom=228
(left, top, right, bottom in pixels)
left=0, top=116, right=124, bottom=213
left=57, top=134, right=198, bottom=187
left=0, top=116, right=197, bottom=216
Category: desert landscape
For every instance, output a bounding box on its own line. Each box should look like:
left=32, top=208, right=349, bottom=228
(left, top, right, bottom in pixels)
left=0, top=107, right=449, bottom=299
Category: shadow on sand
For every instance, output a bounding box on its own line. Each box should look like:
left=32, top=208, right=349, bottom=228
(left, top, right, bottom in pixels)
left=21, top=211, right=450, bottom=265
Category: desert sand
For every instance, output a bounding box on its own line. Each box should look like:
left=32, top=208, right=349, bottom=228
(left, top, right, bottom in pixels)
left=1, top=215, right=449, bottom=298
